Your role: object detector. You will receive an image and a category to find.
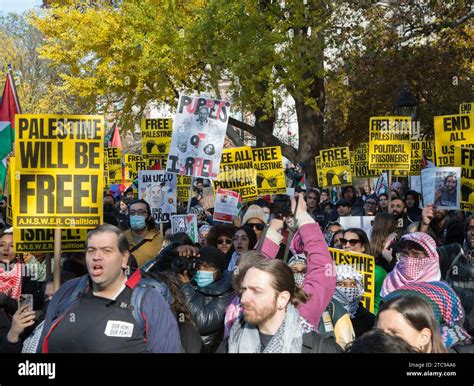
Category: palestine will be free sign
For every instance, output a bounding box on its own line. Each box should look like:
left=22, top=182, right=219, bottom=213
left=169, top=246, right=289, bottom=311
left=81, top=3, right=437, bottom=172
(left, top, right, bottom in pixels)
left=14, top=115, right=104, bottom=228
left=369, top=116, right=411, bottom=171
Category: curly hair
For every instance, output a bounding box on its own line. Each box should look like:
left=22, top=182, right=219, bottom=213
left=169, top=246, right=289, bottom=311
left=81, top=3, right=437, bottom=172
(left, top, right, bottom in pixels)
left=207, top=223, right=236, bottom=248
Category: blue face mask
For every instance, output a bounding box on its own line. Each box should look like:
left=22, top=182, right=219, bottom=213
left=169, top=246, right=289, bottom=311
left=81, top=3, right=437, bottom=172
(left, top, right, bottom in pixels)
left=130, top=215, right=147, bottom=231
left=194, top=270, right=214, bottom=287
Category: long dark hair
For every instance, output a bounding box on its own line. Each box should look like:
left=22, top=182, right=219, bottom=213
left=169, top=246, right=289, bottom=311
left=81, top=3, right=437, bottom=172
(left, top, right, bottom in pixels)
left=378, top=296, right=447, bottom=353
left=370, top=212, right=397, bottom=261
left=343, top=228, right=371, bottom=255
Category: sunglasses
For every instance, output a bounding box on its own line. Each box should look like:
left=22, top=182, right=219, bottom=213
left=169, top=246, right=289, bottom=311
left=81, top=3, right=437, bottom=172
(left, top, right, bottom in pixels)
left=340, top=238, right=361, bottom=246
left=248, top=223, right=265, bottom=231
left=217, top=239, right=232, bottom=245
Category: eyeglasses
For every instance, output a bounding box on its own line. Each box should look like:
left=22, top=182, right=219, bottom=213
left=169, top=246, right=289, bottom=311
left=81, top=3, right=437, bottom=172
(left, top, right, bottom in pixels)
left=340, top=238, right=361, bottom=246
left=248, top=223, right=265, bottom=231
left=130, top=210, right=147, bottom=216
left=217, top=239, right=232, bottom=245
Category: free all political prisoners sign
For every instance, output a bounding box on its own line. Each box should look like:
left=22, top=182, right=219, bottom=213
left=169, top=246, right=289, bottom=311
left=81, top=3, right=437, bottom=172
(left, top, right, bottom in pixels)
left=369, top=116, right=411, bottom=171
left=166, top=95, right=231, bottom=179
left=14, top=115, right=104, bottom=228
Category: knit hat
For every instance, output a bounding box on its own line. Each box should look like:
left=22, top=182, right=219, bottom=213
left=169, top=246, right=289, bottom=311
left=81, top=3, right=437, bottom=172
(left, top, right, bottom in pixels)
left=383, top=281, right=472, bottom=348
left=242, top=204, right=266, bottom=225
left=198, top=246, right=228, bottom=274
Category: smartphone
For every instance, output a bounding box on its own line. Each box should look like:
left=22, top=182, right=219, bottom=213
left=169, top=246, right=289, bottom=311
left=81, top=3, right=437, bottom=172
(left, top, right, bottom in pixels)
left=18, top=294, right=34, bottom=311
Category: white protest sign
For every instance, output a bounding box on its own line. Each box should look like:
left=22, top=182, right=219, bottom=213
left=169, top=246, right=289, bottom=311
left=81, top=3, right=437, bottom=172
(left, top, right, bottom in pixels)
left=421, top=167, right=461, bottom=210
left=213, top=189, right=240, bottom=223
left=339, top=216, right=375, bottom=239
left=171, top=214, right=198, bottom=243
left=138, top=170, right=177, bottom=223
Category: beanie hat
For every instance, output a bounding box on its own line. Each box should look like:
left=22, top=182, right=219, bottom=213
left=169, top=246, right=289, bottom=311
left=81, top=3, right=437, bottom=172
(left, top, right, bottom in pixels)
left=198, top=246, right=228, bottom=274
left=242, top=204, right=266, bottom=225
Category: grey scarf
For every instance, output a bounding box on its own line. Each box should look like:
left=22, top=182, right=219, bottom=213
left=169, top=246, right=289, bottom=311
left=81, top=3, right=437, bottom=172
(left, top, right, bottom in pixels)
left=227, top=304, right=303, bottom=353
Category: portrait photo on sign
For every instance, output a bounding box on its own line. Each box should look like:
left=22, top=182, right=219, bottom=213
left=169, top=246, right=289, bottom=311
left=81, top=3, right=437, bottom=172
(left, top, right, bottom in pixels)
left=434, top=169, right=461, bottom=209
left=138, top=170, right=177, bottom=223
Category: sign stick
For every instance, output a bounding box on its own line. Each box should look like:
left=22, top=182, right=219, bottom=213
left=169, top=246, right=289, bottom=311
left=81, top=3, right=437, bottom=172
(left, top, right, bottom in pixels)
left=187, top=177, right=195, bottom=213
left=53, top=228, right=62, bottom=292
left=388, top=170, right=393, bottom=209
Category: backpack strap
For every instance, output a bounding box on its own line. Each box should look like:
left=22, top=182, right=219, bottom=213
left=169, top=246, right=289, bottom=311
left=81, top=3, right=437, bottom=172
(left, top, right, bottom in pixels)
left=130, top=238, right=152, bottom=254
left=56, top=275, right=89, bottom=317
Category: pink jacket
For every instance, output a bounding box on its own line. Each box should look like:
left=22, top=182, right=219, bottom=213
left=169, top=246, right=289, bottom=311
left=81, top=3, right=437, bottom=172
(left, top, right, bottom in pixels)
left=261, top=211, right=336, bottom=329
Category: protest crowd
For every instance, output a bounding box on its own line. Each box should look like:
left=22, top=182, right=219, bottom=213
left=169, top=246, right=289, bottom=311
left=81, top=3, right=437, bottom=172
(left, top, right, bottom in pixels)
left=0, top=86, right=473, bottom=355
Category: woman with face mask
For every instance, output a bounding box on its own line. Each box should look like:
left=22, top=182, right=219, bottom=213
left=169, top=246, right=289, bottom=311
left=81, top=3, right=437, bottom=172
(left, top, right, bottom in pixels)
left=177, top=246, right=233, bottom=353
left=333, top=264, right=375, bottom=337
left=123, top=199, right=164, bottom=267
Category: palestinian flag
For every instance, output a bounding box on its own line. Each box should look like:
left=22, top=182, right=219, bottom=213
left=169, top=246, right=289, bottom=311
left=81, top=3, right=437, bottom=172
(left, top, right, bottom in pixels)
left=0, top=122, right=13, bottom=196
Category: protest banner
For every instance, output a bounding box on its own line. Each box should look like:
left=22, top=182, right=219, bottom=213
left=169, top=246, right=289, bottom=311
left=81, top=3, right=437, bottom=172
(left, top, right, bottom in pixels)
left=339, top=216, right=375, bottom=239
left=454, top=147, right=474, bottom=211
left=103, top=149, right=109, bottom=189
left=434, top=113, right=474, bottom=166
left=352, top=143, right=379, bottom=178
left=166, top=95, right=231, bottom=179
left=177, top=175, right=192, bottom=202
left=141, top=118, right=172, bottom=160
left=421, top=167, right=461, bottom=210
left=106, top=147, right=122, bottom=184
left=14, top=114, right=104, bottom=228
left=124, top=154, right=144, bottom=183
left=201, top=186, right=215, bottom=210
left=369, top=116, right=411, bottom=170
left=138, top=170, right=176, bottom=223
left=329, top=248, right=375, bottom=314
left=213, top=146, right=258, bottom=202
left=171, top=214, right=198, bottom=243
left=213, top=188, right=240, bottom=223
left=409, top=176, right=422, bottom=196
left=410, top=140, right=435, bottom=175
left=5, top=157, right=14, bottom=226
left=374, top=172, right=388, bottom=196
left=315, top=156, right=324, bottom=187
left=252, top=146, right=287, bottom=195
left=318, top=147, right=352, bottom=187
left=14, top=228, right=88, bottom=253
left=460, top=103, right=474, bottom=114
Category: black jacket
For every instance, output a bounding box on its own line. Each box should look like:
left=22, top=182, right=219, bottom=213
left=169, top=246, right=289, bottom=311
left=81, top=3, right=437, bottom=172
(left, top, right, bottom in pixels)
left=351, top=303, right=375, bottom=338
left=180, top=271, right=233, bottom=352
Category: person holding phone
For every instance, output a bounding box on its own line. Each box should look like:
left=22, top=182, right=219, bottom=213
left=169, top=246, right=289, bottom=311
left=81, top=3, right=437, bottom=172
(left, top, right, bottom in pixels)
left=0, top=304, right=36, bottom=353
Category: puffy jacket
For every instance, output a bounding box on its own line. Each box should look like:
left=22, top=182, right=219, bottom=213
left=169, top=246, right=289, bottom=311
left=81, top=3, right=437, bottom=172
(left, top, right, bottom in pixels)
left=180, top=270, right=233, bottom=352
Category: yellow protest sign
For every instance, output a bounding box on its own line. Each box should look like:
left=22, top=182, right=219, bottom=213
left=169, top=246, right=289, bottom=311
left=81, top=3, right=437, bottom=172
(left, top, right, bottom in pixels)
left=177, top=175, right=192, bottom=202
left=454, top=147, right=474, bottom=211
left=318, top=147, right=352, bottom=186
left=252, top=146, right=287, bottom=195
left=124, top=154, right=144, bottom=183
left=6, top=157, right=14, bottom=226
left=369, top=116, right=411, bottom=170
left=314, top=156, right=324, bottom=187
left=14, top=228, right=88, bottom=253
left=460, top=103, right=474, bottom=114
left=14, top=114, right=104, bottom=229
left=352, top=143, right=380, bottom=178
left=106, top=147, right=122, bottom=184
left=103, top=149, right=109, bottom=189
left=434, top=113, right=474, bottom=166
left=329, top=247, right=375, bottom=314
left=141, top=118, right=173, bottom=160
left=410, top=140, right=435, bottom=175
left=213, top=146, right=258, bottom=202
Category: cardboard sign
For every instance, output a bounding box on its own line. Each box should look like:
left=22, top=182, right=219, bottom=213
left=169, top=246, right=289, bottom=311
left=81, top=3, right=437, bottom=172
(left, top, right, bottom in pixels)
left=329, top=248, right=375, bottom=314
left=252, top=146, right=287, bottom=195
left=434, top=113, right=473, bottom=166
left=352, top=143, right=379, bottom=178
left=459, top=103, right=474, bottom=114
left=421, top=167, right=461, bottom=210
left=14, top=114, right=104, bottom=228
left=213, top=188, right=240, bottom=223
left=177, top=175, right=192, bottom=202
left=201, top=186, right=215, bottom=210
left=318, top=147, right=352, bottom=186
left=454, top=147, right=474, bottom=211
left=315, top=156, right=324, bottom=187
left=338, top=216, right=375, bottom=239
left=171, top=214, right=198, bottom=243
left=138, top=170, right=177, bottom=223
left=213, top=146, right=258, bottom=202
left=14, top=228, right=88, bottom=253
left=141, top=118, right=173, bottom=160
left=166, top=95, right=231, bottom=179
left=369, top=116, right=411, bottom=170
left=410, top=140, right=435, bottom=176
left=124, top=154, right=144, bottom=183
